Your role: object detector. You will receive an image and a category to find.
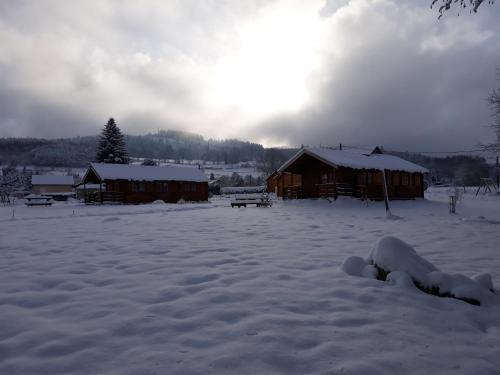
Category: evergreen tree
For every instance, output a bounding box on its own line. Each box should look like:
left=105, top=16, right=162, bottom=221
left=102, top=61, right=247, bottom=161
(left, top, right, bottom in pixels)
left=95, top=118, right=129, bottom=164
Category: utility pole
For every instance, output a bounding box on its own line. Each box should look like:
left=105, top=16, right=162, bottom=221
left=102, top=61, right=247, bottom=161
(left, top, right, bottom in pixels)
left=497, top=155, right=499, bottom=190
left=381, top=169, right=391, bottom=218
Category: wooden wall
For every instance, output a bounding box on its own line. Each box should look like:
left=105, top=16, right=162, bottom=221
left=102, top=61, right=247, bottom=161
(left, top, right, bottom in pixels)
left=33, top=185, right=74, bottom=194
left=268, top=172, right=302, bottom=197
left=105, top=180, right=208, bottom=203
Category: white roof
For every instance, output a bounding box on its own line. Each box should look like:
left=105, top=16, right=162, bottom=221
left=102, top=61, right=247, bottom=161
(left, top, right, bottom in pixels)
left=32, top=175, right=75, bottom=185
left=88, top=163, right=208, bottom=182
left=278, top=147, right=428, bottom=173
left=25, top=194, right=52, bottom=199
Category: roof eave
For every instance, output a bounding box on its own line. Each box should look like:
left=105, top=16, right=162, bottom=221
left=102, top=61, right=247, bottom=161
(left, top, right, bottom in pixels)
left=277, top=148, right=339, bottom=173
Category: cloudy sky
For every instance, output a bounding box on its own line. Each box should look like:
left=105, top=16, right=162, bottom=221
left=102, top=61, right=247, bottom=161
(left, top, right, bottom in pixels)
left=0, top=0, right=499, bottom=151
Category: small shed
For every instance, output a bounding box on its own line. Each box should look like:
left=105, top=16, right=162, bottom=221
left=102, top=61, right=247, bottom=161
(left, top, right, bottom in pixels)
left=31, top=175, right=75, bottom=201
left=267, top=147, right=428, bottom=200
left=81, top=163, right=208, bottom=204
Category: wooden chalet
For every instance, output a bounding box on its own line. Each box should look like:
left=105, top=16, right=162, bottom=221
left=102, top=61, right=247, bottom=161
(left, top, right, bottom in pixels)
left=82, top=163, right=208, bottom=204
left=267, top=147, right=428, bottom=200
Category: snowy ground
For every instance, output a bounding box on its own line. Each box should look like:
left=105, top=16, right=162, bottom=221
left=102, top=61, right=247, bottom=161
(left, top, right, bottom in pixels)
left=1, top=188, right=499, bottom=374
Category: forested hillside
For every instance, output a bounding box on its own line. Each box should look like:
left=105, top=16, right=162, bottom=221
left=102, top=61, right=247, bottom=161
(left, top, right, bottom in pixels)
left=0, top=133, right=494, bottom=186
left=0, top=131, right=267, bottom=167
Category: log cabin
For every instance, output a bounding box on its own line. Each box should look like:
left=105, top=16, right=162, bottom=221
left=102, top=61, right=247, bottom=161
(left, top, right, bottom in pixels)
left=82, top=163, right=208, bottom=204
left=267, top=147, right=428, bottom=200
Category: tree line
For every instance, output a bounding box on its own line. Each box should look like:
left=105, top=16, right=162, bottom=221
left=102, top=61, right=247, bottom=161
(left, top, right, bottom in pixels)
left=0, top=128, right=267, bottom=168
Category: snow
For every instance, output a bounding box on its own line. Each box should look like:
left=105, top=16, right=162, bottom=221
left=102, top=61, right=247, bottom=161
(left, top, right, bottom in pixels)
left=31, top=175, right=75, bottom=185
left=279, top=147, right=428, bottom=173
left=340, top=256, right=377, bottom=279
left=1, top=187, right=500, bottom=374
left=89, top=162, right=208, bottom=182
left=220, top=186, right=265, bottom=194
left=367, top=236, right=438, bottom=283
left=24, top=194, right=51, bottom=199
left=343, top=235, right=497, bottom=305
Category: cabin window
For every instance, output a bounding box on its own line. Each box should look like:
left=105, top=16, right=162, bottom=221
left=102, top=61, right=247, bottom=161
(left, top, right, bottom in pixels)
left=131, top=183, right=137, bottom=192
left=138, top=183, right=146, bottom=192
left=402, top=173, right=409, bottom=186
left=393, top=173, right=399, bottom=186
left=367, top=172, right=373, bottom=185
left=156, top=182, right=168, bottom=193
left=320, top=173, right=328, bottom=184
left=357, top=172, right=367, bottom=185
left=191, top=183, right=197, bottom=192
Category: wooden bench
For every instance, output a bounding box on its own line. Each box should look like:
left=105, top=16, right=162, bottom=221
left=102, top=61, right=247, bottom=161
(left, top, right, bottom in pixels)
left=231, top=194, right=272, bottom=208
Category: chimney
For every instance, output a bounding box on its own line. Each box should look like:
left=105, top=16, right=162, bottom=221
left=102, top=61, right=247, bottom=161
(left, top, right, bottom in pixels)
left=340, top=143, right=342, bottom=151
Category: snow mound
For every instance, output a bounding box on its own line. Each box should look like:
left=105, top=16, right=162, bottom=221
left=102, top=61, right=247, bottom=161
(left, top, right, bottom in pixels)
left=341, top=256, right=377, bottom=279
left=367, top=236, right=437, bottom=284
left=150, top=200, right=166, bottom=205
left=342, top=236, right=496, bottom=305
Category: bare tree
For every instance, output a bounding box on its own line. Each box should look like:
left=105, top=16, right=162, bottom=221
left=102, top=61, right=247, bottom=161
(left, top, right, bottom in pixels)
left=431, top=0, right=494, bottom=18
left=481, top=73, right=500, bottom=154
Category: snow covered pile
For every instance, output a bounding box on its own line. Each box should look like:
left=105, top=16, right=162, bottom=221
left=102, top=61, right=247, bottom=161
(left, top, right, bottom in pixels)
left=342, top=236, right=497, bottom=305
left=150, top=199, right=166, bottom=205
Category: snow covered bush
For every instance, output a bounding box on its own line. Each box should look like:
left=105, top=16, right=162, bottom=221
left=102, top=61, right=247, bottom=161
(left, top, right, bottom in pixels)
left=342, top=236, right=497, bottom=305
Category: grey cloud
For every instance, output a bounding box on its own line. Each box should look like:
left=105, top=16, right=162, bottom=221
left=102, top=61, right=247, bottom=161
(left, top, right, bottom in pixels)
left=247, top=1, right=500, bottom=151
left=0, top=0, right=499, bottom=152
left=0, top=85, right=98, bottom=138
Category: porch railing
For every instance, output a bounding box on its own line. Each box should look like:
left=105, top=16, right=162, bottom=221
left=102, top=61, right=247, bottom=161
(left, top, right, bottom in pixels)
left=334, top=182, right=355, bottom=197
left=317, top=183, right=337, bottom=199
left=286, top=182, right=420, bottom=201
left=285, top=186, right=303, bottom=199
left=85, top=191, right=124, bottom=204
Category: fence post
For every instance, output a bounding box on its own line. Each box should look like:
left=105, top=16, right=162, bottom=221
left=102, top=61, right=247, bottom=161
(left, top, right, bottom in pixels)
left=449, top=195, right=456, bottom=214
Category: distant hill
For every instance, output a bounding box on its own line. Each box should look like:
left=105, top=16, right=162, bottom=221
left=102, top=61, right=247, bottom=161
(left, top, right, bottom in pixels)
left=0, top=133, right=492, bottom=185
left=0, top=130, right=267, bottom=168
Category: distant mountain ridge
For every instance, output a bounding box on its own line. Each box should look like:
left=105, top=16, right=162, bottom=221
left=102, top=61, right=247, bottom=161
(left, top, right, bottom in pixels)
left=0, top=130, right=270, bottom=167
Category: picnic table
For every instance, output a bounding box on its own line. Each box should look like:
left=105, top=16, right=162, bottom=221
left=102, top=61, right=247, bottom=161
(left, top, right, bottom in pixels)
left=230, top=193, right=272, bottom=208
left=25, top=194, right=53, bottom=207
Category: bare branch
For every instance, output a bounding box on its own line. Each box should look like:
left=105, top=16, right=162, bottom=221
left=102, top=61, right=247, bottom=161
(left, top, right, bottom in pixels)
left=430, top=0, right=494, bottom=18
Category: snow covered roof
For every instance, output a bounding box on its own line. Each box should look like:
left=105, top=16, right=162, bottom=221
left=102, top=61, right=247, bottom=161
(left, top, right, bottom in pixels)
left=75, top=183, right=102, bottom=190
left=88, top=163, right=208, bottom=183
left=24, top=194, right=52, bottom=199
left=278, top=147, right=428, bottom=173
left=31, top=175, right=75, bottom=185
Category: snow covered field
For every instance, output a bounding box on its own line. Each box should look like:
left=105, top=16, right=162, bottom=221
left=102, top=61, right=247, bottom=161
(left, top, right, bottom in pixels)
left=1, top=188, right=499, bottom=374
